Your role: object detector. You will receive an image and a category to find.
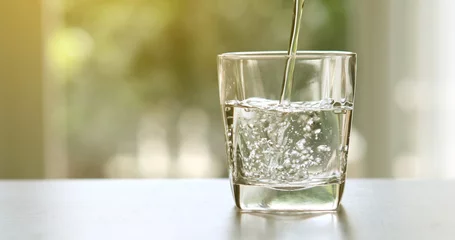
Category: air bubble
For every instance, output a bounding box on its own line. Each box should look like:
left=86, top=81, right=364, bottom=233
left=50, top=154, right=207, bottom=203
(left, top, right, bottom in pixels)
left=283, top=160, right=291, bottom=168
left=300, top=172, right=309, bottom=179
left=307, top=119, right=314, bottom=125
left=290, top=151, right=300, bottom=159
left=279, top=122, right=288, bottom=127
left=317, top=145, right=331, bottom=152
left=296, top=139, right=306, bottom=150
left=304, top=126, right=312, bottom=132
left=299, top=115, right=309, bottom=122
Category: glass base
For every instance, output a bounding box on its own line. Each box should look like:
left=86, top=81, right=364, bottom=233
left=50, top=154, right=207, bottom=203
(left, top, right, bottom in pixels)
left=233, top=182, right=344, bottom=212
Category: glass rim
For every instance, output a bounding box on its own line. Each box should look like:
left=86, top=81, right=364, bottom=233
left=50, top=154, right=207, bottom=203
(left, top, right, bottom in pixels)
left=218, top=51, right=356, bottom=60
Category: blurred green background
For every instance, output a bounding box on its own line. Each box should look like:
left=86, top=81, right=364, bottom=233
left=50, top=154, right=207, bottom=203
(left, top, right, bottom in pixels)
left=57, top=0, right=349, bottom=178
left=2, top=0, right=455, bottom=179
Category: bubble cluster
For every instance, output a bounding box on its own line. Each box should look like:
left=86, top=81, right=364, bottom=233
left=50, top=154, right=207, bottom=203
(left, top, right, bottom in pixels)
left=224, top=98, right=353, bottom=185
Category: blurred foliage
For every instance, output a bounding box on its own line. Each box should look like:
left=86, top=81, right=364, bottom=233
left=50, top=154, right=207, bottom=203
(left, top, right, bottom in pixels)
left=49, top=0, right=348, bottom=177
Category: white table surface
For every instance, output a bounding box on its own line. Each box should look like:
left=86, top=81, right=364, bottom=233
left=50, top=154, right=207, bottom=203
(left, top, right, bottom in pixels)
left=0, top=179, right=454, bottom=240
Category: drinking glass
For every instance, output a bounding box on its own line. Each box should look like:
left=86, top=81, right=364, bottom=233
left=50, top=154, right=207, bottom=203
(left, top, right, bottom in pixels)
left=218, top=51, right=357, bottom=212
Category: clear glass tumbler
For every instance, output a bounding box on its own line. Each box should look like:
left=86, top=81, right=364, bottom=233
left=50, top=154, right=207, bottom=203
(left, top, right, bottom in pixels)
left=218, top=51, right=357, bottom=212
